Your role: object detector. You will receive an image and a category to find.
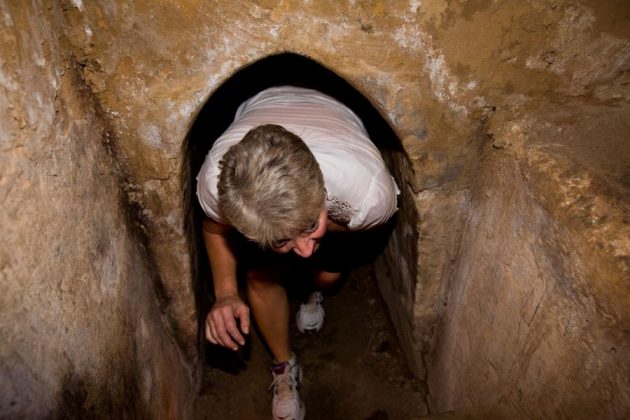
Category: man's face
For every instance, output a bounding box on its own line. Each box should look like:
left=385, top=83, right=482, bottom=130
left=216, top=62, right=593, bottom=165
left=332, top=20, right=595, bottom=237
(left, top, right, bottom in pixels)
left=271, top=207, right=328, bottom=258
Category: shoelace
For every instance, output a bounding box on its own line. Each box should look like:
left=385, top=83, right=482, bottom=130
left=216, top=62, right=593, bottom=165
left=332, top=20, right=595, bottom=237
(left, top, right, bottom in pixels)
left=308, top=291, right=323, bottom=305
left=269, top=370, right=297, bottom=396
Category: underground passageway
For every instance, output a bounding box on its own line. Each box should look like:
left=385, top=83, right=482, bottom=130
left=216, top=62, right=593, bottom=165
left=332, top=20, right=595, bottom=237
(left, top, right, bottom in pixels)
left=4, top=2, right=630, bottom=418
left=185, top=53, right=425, bottom=418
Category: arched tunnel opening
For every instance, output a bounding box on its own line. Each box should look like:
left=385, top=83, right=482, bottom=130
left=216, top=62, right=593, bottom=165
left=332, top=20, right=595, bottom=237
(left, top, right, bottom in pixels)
left=185, top=53, right=425, bottom=417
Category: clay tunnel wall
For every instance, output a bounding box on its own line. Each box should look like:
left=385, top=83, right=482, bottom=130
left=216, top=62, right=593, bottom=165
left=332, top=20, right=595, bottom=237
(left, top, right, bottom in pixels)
left=0, top=3, right=194, bottom=418
left=1, top=0, right=629, bottom=418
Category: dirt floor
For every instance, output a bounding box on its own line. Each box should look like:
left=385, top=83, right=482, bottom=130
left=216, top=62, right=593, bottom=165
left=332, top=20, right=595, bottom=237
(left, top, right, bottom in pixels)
left=194, top=264, right=428, bottom=420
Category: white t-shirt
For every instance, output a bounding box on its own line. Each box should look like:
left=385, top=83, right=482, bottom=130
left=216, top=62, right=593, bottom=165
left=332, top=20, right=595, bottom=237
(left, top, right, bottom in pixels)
left=196, top=86, right=399, bottom=231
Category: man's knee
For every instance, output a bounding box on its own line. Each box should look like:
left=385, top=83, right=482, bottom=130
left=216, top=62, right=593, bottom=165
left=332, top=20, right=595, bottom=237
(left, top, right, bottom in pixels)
left=316, top=271, right=342, bottom=287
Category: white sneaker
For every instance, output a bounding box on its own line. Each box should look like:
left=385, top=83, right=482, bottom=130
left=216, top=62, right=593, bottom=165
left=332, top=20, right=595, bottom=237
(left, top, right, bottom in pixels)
left=296, top=291, right=325, bottom=333
left=270, top=355, right=305, bottom=420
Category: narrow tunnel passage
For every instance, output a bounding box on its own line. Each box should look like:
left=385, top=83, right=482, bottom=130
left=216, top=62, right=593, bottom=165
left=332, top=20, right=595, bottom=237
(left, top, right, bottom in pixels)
left=4, top=2, right=630, bottom=418
left=184, top=53, right=426, bottom=418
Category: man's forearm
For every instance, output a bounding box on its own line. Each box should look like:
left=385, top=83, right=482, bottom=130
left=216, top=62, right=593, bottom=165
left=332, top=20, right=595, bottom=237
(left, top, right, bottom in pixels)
left=202, top=218, right=239, bottom=298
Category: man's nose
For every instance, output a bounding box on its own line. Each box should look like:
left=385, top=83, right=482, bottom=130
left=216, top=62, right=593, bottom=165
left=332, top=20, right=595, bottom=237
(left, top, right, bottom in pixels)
left=293, top=237, right=314, bottom=258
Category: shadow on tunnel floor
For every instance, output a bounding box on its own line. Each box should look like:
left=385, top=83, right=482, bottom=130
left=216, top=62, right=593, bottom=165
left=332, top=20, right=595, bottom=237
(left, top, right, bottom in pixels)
left=196, top=264, right=427, bottom=420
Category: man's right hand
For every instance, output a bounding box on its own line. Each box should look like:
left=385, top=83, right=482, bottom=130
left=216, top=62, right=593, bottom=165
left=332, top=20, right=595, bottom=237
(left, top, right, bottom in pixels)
left=205, top=294, right=250, bottom=351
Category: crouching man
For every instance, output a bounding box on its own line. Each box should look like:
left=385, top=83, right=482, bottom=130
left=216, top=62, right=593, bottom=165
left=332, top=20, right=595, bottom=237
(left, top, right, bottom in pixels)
left=196, top=86, right=398, bottom=420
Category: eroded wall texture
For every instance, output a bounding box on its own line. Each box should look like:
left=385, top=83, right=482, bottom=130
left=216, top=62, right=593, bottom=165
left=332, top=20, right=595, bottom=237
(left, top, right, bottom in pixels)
left=1, top=0, right=629, bottom=418
left=1, top=3, right=194, bottom=418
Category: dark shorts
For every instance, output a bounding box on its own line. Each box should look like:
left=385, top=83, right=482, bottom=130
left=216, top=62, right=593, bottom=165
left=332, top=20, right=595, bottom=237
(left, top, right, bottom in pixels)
left=233, top=225, right=393, bottom=276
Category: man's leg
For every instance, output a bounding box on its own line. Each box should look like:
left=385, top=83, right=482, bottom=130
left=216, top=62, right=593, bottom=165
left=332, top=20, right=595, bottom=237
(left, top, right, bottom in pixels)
left=247, top=267, right=342, bottom=357
left=248, top=266, right=306, bottom=420
left=314, top=270, right=342, bottom=289
left=246, top=266, right=292, bottom=363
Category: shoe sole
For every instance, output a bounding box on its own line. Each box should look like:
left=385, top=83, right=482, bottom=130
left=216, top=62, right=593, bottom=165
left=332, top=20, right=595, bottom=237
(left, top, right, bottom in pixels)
left=298, top=328, right=322, bottom=335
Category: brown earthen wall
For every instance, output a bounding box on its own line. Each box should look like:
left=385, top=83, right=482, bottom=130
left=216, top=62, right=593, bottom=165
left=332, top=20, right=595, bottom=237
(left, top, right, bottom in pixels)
left=2, top=0, right=629, bottom=417
left=429, top=149, right=629, bottom=416
left=0, top=3, right=193, bottom=418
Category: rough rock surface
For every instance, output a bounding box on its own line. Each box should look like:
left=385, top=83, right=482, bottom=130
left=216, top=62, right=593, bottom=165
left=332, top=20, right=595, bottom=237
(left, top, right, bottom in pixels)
left=1, top=0, right=629, bottom=418
left=1, top=2, right=193, bottom=418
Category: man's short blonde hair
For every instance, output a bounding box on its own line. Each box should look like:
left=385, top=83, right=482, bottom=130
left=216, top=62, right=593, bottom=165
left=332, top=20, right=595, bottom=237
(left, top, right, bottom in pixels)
left=218, top=124, right=326, bottom=248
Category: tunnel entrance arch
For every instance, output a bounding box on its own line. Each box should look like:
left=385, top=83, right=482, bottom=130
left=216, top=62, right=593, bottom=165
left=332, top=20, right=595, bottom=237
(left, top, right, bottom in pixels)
left=184, top=52, right=412, bottom=369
